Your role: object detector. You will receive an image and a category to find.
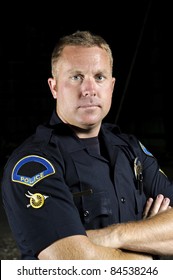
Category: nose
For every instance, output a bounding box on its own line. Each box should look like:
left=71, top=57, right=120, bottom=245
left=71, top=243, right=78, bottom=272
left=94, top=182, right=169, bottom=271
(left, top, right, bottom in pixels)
left=81, top=78, right=96, bottom=97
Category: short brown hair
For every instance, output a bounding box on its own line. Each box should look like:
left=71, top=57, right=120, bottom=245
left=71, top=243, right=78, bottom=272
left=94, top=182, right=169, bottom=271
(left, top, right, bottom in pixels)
left=51, top=30, right=113, bottom=76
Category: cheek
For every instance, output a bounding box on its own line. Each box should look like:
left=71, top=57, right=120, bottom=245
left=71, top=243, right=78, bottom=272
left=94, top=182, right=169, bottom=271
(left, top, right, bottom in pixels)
left=60, top=83, right=78, bottom=101
left=103, top=91, right=113, bottom=106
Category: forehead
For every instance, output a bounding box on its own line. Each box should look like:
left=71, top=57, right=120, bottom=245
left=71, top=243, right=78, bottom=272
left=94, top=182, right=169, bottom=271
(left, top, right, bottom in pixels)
left=59, top=45, right=111, bottom=69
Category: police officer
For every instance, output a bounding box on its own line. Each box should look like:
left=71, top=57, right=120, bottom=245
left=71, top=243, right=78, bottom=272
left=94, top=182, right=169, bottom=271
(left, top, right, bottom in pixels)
left=1, top=31, right=173, bottom=260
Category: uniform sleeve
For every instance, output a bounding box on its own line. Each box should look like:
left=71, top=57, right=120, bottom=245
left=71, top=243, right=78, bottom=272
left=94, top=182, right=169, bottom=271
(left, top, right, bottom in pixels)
left=136, top=139, right=173, bottom=205
left=1, top=153, right=86, bottom=258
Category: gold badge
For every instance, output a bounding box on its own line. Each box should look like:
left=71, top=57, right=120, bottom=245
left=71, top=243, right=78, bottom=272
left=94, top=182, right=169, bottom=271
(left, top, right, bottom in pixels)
left=25, top=191, right=48, bottom=209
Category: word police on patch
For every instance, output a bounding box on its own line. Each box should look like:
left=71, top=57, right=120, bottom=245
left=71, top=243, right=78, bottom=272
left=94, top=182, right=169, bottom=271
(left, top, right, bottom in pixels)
left=12, top=155, right=55, bottom=186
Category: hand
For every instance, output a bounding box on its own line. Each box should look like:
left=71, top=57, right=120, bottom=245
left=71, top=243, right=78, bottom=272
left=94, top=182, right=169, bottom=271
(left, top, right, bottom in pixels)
left=143, top=194, right=171, bottom=219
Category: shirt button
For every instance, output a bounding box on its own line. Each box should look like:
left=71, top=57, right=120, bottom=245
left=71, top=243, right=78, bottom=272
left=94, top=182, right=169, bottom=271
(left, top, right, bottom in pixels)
left=84, top=210, right=89, bottom=217
left=120, top=197, right=126, bottom=203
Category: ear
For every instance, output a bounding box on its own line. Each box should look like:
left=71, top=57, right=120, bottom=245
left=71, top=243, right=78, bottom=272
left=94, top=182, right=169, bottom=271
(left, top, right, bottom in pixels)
left=112, top=77, right=116, bottom=91
left=48, top=77, right=57, bottom=99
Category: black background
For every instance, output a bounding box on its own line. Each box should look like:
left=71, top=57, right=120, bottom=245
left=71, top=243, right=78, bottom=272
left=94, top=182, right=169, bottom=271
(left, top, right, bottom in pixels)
left=0, top=0, right=173, bottom=166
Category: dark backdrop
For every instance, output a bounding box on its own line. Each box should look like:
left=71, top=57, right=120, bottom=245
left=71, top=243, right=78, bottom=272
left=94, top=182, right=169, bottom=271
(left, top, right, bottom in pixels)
left=0, top=0, right=173, bottom=167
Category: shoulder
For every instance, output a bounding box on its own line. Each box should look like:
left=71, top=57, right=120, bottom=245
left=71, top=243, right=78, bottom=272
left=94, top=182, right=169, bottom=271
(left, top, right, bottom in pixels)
left=3, top=125, right=54, bottom=172
left=101, top=122, right=154, bottom=157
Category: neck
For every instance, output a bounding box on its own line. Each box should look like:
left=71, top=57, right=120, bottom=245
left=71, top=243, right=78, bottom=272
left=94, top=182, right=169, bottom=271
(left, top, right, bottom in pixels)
left=69, top=124, right=101, bottom=139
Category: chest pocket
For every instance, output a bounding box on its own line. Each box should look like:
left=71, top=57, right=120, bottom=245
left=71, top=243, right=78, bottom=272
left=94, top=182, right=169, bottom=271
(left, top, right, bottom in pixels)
left=82, top=191, right=112, bottom=229
left=69, top=152, right=117, bottom=230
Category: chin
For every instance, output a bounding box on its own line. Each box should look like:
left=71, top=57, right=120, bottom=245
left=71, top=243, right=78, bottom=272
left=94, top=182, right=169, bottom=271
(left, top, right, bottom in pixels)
left=80, top=121, right=101, bottom=130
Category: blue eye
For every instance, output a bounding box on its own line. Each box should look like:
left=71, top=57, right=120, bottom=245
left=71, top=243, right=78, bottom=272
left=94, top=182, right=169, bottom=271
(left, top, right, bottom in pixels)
left=96, top=75, right=105, bottom=81
left=72, top=75, right=83, bottom=81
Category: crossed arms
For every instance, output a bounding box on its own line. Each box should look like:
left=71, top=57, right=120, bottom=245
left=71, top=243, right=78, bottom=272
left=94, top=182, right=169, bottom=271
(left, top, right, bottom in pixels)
left=38, top=194, right=173, bottom=260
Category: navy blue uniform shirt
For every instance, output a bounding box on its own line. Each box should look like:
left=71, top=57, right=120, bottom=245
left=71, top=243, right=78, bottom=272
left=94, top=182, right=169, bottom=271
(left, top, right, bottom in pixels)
left=1, top=110, right=173, bottom=259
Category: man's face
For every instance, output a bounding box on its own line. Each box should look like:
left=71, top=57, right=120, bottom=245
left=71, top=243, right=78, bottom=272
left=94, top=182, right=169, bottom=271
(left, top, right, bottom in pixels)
left=48, top=45, right=115, bottom=136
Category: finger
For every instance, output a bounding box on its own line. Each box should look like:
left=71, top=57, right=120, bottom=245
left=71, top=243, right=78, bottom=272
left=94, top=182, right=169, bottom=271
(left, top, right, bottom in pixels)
left=158, top=197, right=170, bottom=212
left=148, top=194, right=171, bottom=217
left=143, top=197, right=153, bottom=219
left=147, top=194, right=164, bottom=217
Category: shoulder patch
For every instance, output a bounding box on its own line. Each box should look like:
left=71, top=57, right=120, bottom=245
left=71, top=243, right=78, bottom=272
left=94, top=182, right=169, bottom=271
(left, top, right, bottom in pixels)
left=139, top=141, right=153, bottom=157
left=12, top=155, right=55, bottom=186
left=159, top=168, right=167, bottom=177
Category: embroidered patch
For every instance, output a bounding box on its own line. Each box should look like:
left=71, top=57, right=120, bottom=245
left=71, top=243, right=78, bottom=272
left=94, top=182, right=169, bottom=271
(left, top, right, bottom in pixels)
left=12, top=155, right=55, bottom=186
left=25, top=191, right=49, bottom=208
left=139, top=142, right=153, bottom=157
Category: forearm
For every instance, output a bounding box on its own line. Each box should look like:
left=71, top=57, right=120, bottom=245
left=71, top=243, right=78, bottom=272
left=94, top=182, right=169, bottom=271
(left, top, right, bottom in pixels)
left=87, top=208, right=173, bottom=255
left=116, top=208, right=173, bottom=255
left=38, top=235, right=152, bottom=260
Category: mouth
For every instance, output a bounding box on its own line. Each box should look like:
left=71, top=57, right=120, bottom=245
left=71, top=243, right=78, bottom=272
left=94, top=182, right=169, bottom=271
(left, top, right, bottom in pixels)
left=78, top=104, right=101, bottom=109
